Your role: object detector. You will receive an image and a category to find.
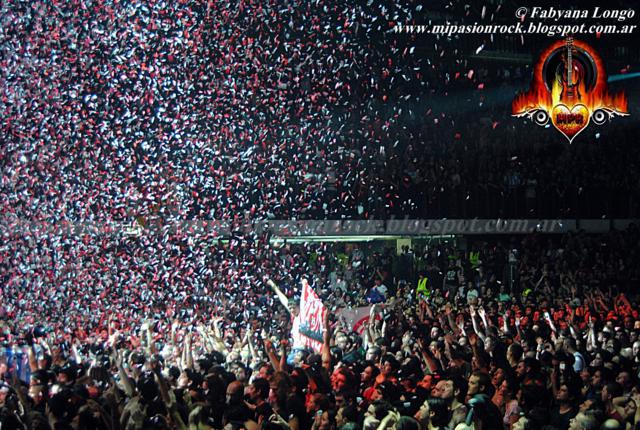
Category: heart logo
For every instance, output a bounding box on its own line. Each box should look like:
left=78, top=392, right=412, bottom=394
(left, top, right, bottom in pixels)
left=551, top=104, right=590, bottom=143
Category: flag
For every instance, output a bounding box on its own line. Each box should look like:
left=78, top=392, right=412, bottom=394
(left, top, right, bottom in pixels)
left=338, top=306, right=372, bottom=336
left=337, top=306, right=383, bottom=337
left=292, top=281, right=327, bottom=352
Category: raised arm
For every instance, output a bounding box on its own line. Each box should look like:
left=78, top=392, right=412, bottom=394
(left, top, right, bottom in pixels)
left=144, top=320, right=157, bottom=356
left=185, top=332, right=194, bottom=370
left=586, top=319, right=597, bottom=352
left=470, top=306, right=486, bottom=342
left=445, top=304, right=457, bottom=334
left=151, top=357, right=187, bottom=430
left=246, top=328, right=260, bottom=369
left=267, top=278, right=291, bottom=312
left=27, top=341, right=39, bottom=372
left=368, top=304, right=382, bottom=341
left=322, top=310, right=332, bottom=371
left=418, top=338, right=441, bottom=374
left=113, top=348, right=135, bottom=398
left=210, top=317, right=229, bottom=356
left=262, top=330, right=282, bottom=372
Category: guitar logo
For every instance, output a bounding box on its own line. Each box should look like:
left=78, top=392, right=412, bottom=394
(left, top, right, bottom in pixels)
left=559, top=37, right=582, bottom=100
left=513, top=37, right=628, bottom=143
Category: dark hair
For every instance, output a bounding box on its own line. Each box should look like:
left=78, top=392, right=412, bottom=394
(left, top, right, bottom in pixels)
left=339, top=404, right=359, bottom=424
left=321, top=409, right=338, bottom=429
left=208, top=351, right=226, bottom=366
left=290, top=367, right=309, bottom=394
left=370, top=400, right=394, bottom=420
left=471, top=371, right=494, bottom=398
left=427, top=397, right=451, bottom=428
left=362, top=361, right=380, bottom=379
left=451, top=376, right=468, bottom=403
left=252, top=377, right=270, bottom=400
left=185, top=369, right=204, bottom=390
left=604, top=382, right=623, bottom=400
left=523, top=357, right=541, bottom=375
left=467, top=393, right=504, bottom=429
left=395, top=416, right=420, bottom=430
left=204, top=373, right=226, bottom=405
left=331, top=347, right=344, bottom=363
left=47, top=389, right=74, bottom=420
left=376, top=381, right=401, bottom=402
left=563, top=337, right=577, bottom=351
left=502, top=375, right=520, bottom=398
left=168, top=366, right=181, bottom=381
left=271, top=371, right=293, bottom=393
left=258, top=362, right=275, bottom=377
left=401, top=356, right=422, bottom=378
left=519, top=384, right=547, bottom=411
left=380, top=354, right=399, bottom=371
left=224, top=404, right=253, bottom=426
left=509, top=343, right=524, bottom=362
left=27, top=411, right=52, bottom=430
left=31, top=370, right=51, bottom=386
left=311, top=393, right=331, bottom=413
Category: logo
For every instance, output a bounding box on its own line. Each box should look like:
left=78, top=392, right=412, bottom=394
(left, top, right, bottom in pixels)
left=513, top=37, right=628, bottom=143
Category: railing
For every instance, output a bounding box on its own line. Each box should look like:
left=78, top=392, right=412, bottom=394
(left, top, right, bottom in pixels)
left=3, top=217, right=636, bottom=239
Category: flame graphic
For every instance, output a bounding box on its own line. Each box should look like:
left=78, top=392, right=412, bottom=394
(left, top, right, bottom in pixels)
left=513, top=39, right=628, bottom=116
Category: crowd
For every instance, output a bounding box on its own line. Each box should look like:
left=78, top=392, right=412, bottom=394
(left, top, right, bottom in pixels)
left=1, top=225, right=640, bottom=429
left=2, top=0, right=640, bottom=428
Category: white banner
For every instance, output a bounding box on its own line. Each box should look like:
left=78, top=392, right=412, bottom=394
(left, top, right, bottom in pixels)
left=293, top=281, right=327, bottom=352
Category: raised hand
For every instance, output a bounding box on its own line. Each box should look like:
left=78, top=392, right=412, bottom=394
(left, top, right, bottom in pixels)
left=269, top=413, right=291, bottom=429
left=113, top=349, right=123, bottom=368
left=263, top=337, right=273, bottom=351
left=477, top=307, right=486, bottom=319
left=108, top=329, right=121, bottom=347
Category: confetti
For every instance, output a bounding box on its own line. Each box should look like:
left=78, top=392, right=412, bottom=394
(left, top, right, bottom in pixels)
left=0, top=0, right=634, bottom=389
